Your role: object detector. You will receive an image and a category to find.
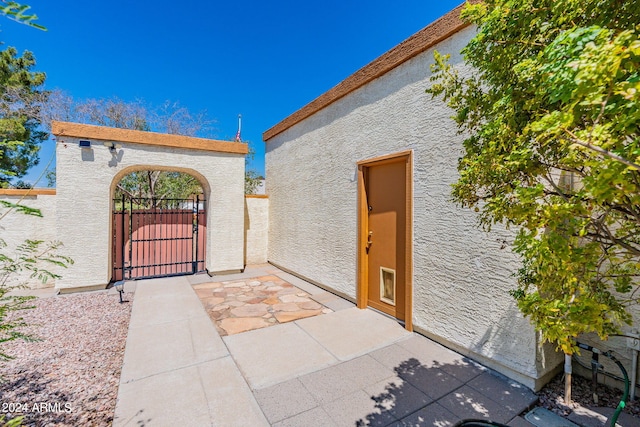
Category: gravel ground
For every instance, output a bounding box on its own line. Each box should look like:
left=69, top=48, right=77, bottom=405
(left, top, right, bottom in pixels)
left=538, top=372, right=640, bottom=420
left=6, top=289, right=640, bottom=426
left=0, top=291, right=133, bottom=426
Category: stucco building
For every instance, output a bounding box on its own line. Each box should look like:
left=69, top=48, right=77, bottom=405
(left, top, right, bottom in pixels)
left=262, top=4, right=563, bottom=390
left=0, top=3, right=572, bottom=391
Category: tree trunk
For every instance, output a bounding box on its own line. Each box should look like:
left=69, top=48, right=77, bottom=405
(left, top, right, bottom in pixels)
left=565, top=353, right=572, bottom=404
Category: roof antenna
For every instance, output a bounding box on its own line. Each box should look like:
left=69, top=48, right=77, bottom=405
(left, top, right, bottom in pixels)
left=235, top=114, right=242, bottom=142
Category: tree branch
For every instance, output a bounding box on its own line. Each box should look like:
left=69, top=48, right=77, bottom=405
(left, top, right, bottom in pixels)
left=116, top=184, right=136, bottom=199
left=564, top=129, right=640, bottom=171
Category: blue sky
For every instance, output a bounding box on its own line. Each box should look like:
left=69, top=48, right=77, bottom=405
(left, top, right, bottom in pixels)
left=3, top=0, right=463, bottom=185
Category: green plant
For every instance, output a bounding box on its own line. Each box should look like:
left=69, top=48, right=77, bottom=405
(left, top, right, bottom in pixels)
left=0, top=46, right=48, bottom=186
left=0, top=1, right=71, bottom=367
left=427, top=0, right=640, bottom=355
left=0, top=414, right=24, bottom=427
left=0, top=1, right=45, bottom=30
left=0, top=239, right=72, bottom=361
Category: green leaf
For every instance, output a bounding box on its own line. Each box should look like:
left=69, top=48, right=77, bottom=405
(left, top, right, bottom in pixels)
left=429, top=0, right=640, bottom=353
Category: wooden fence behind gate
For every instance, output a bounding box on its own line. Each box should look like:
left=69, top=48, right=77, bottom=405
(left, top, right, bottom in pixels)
left=112, top=197, right=206, bottom=281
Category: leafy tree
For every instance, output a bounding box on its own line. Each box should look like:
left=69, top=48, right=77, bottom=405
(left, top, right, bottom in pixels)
left=245, top=170, right=263, bottom=195
left=44, top=167, right=54, bottom=187
left=0, top=46, right=47, bottom=186
left=74, top=96, right=151, bottom=131
left=427, top=0, right=640, bottom=358
left=45, top=94, right=207, bottom=199
left=244, top=144, right=263, bottom=194
left=0, top=2, right=72, bottom=384
left=45, top=91, right=215, bottom=140
left=12, top=179, right=31, bottom=189
left=47, top=93, right=261, bottom=195
left=115, top=170, right=202, bottom=204
left=0, top=0, right=46, bottom=213
left=0, top=1, right=45, bottom=30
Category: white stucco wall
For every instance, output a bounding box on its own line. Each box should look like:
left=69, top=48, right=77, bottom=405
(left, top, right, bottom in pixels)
left=55, top=136, right=245, bottom=291
left=0, top=191, right=59, bottom=288
left=244, top=196, right=269, bottom=265
left=265, top=25, right=562, bottom=389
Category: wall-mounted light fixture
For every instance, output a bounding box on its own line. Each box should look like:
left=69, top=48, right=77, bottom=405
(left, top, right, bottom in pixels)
left=103, top=141, right=122, bottom=154
left=79, top=140, right=91, bottom=148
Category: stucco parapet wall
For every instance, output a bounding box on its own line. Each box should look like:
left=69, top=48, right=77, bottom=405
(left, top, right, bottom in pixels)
left=263, top=0, right=478, bottom=141
left=0, top=188, right=56, bottom=196
left=51, top=121, right=249, bottom=155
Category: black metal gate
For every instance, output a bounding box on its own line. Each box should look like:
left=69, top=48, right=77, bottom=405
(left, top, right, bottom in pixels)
left=112, top=195, right=206, bottom=281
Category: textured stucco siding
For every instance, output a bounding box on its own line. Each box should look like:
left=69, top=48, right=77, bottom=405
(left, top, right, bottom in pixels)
left=0, top=192, right=59, bottom=288
left=265, top=25, right=561, bottom=388
left=245, top=196, right=269, bottom=265
left=55, top=137, right=245, bottom=290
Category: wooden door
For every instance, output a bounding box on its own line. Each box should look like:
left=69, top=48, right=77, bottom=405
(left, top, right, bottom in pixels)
left=363, top=159, right=407, bottom=321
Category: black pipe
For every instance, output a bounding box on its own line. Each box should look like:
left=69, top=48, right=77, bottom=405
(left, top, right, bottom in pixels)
left=576, top=342, right=629, bottom=426
left=577, top=341, right=596, bottom=352
left=454, top=420, right=510, bottom=427
left=591, top=351, right=600, bottom=404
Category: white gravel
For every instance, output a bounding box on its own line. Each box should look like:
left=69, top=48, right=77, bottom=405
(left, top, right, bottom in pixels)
left=0, top=291, right=133, bottom=426
left=7, top=288, right=640, bottom=426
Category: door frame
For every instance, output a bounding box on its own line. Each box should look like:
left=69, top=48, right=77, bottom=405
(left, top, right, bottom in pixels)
left=357, top=150, right=413, bottom=331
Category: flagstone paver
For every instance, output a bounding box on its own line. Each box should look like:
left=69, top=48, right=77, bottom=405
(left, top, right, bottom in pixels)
left=274, top=309, right=323, bottom=323
left=118, top=267, right=540, bottom=426
left=192, top=275, right=333, bottom=336
left=219, top=317, right=272, bottom=335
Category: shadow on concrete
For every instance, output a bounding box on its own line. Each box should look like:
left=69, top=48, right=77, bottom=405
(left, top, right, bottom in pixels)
left=118, top=409, right=152, bottom=427
left=356, top=357, right=531, bottom=427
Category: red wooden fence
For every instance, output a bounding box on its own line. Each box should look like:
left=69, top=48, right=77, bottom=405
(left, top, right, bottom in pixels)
left=112, top=208, right=206, bottom=281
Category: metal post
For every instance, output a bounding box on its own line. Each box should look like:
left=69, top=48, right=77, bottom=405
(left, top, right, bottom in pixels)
left=591, top=352, right=599, bottom=404
left=129, top=196, right=133, bottom=279
left=193, top=195, right=199, bottom=274
left=121, top=194, right=126, bottom=281
left=632, top=348, right=638, bottom=400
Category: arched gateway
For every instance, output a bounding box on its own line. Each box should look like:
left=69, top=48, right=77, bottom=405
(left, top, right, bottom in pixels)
left=111, top=168, right=207, bottom=281
left=52, top=121, right=248, bottom=292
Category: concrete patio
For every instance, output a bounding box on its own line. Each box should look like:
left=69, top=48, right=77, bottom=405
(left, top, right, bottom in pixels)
left=113, top=265, right=540, bottom=426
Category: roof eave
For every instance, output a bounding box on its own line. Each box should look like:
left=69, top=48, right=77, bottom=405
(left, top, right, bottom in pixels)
left=263, top=1, right=475, bottom=142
